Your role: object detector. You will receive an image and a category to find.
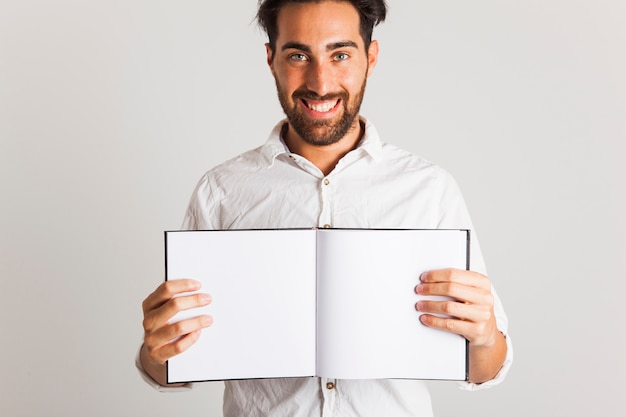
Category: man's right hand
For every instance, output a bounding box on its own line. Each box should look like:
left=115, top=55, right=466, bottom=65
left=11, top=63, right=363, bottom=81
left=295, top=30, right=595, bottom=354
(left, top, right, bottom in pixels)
left=140, top=279, right=213, bottom=385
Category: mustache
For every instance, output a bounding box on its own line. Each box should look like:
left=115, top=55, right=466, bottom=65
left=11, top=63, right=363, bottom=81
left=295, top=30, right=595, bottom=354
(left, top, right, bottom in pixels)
left=292, top=89, right=347, bottom=101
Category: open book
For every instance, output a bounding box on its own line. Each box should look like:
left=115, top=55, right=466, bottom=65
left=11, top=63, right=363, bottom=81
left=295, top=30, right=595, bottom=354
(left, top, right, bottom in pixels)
left=165, top=228, right=469, bottom=384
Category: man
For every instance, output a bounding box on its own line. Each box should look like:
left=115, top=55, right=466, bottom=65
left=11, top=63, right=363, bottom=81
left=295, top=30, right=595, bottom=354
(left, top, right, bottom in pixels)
left=138, top=1, right=512, bottom=416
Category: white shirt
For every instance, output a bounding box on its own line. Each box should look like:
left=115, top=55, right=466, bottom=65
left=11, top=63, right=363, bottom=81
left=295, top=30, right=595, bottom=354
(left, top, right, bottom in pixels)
left=137, top=118, right=513, bottom=417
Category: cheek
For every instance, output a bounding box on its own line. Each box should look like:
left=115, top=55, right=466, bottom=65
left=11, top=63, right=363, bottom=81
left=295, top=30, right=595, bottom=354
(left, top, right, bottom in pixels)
left=277, top=69, right=306, bottom=93
left=274, top=62, right=301, bottom=80
left=336, top=61, right=368, bottom=84
left=340, top=70, right=366, bottom=93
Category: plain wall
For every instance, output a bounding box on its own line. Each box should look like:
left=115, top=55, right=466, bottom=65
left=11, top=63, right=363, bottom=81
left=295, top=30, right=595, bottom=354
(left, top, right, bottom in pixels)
left=1, top=1, right=624, bottom=416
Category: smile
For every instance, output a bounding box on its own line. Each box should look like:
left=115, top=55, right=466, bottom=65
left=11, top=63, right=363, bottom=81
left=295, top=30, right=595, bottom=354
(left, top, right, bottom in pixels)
left=302, top=99, right=341, bottom=114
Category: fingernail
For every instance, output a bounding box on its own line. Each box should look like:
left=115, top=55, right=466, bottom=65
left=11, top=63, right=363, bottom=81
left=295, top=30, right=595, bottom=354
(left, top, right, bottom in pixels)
left=202, top=315, right=213, bottom=326
left=416, top=301, right=424, bottom=311
left=416, top=284, right=424, bottom=294
left=200, top=294, right=212, bottom=304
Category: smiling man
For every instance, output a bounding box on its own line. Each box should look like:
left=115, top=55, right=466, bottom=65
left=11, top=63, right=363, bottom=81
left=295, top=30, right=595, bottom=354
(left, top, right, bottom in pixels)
left=137, top=1, right=512, bottom=416
left=269, top=2, right=374, bottom=147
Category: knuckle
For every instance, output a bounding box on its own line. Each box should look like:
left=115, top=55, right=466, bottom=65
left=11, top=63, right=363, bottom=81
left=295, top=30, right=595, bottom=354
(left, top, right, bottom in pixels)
left=445, top=319, right=456, bottom=332
left=443, top=282, right=456, bottom=294
left=142, top=316, right=152, bottom=332
left=171, top=296, right=185, bottom=310
left=143, top=330, right=162, bottom=350
left=171, top=320, right=187, bottom=335
left=142, top=313, right=159, bottom=332
left=160, top=281, right=176, bottom=298
left=171, top=341, right=185, bottom=355
left=145, top=344, right=161, bottom=362
left=188, top=330, right=201, bottom=344
left=443, top=302, right=457, bottom=316
left=168, top=297, right=182, bottom=310
left=476, top=322, right=488, bottom=337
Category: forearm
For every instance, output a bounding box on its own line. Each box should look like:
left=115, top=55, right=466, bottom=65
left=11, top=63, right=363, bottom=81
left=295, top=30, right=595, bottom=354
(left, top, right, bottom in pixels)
left=468, top=330, right=507, bottom=384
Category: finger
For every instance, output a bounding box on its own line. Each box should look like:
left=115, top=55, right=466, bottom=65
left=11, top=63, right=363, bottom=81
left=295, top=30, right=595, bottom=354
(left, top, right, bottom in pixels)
left=416, top=299, right=491, bottom=323
left=419, top=313, right=496, bottom=346
left=145, top=329, right=203, bottom=364
left=143, top=292, right=212, bottom=332
left=147, top=314, right=213, bottom=348
left=144, top=315, right=213, bottom=362
left=142, top=279, right=202, bottom=314
left=416, top=281, right=493, bottom=306
left=420, top=269, right=491, bottom=290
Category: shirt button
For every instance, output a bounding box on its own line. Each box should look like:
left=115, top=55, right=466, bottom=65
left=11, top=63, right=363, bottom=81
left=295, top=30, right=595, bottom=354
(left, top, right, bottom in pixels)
left=288, top=155, right=295, bottom=160
left=326, top=382, right=335, bottom=390
left=323, top=178, right=330, bottom=186
left=323, top=224, right=331, bottom=229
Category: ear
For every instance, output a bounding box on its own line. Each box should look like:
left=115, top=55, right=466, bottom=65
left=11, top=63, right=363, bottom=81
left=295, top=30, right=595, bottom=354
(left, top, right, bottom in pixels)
left=265, top=43, right=275, bottom=75
left=366, top=40, right=379, bottom=77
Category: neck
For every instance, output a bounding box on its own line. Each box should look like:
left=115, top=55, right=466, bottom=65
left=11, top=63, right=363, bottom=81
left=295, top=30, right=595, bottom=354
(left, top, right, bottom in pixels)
left=283, top=119, right=364, bottom=176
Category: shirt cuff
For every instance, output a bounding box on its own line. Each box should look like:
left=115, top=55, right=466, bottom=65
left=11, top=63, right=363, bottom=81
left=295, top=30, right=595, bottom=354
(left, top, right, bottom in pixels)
left=456, top=332, right=514, bottom=391
left=135, top=344, right=194, bottom=392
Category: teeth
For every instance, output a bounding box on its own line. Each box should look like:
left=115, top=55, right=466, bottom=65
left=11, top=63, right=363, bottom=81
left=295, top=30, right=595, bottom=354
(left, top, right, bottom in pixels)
left=306, top=100, right=337, bottom=113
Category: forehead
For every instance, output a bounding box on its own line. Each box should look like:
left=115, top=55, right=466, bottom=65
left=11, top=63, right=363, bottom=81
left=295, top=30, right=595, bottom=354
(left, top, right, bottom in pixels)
left=275, top=1, right=363, bottom=49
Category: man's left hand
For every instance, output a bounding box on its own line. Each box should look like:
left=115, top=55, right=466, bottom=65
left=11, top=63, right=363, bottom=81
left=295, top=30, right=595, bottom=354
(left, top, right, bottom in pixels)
left=415, top=268, right=498, bottom=348
left=415, top=268, right=508, bottom=383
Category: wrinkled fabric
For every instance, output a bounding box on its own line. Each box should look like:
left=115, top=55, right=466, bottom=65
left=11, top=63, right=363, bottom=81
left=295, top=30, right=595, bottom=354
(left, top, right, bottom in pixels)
left=137, top=118, right=512, bottom=417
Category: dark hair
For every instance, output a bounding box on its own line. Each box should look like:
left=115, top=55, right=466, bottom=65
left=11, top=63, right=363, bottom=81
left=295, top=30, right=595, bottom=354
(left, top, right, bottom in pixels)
left=257, top=0, right=387, bottom=53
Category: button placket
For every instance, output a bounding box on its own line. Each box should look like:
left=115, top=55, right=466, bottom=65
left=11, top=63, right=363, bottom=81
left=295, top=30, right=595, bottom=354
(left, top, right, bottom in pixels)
left=319, top=177, right=333, bottom=228
left=320, top=378, right=337, bottom=416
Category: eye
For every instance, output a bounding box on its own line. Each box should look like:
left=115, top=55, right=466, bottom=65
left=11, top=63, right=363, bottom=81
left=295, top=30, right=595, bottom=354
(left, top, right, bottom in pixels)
left=289, top=53, right=308, bottom=62
left=333, top=52, right=349, bottom=61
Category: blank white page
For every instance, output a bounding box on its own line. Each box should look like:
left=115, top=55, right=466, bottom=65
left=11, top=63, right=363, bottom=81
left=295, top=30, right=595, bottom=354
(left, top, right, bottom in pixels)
left=315, top=229, right=468, bottom=380
left=165, top=229, right=317, bottom=383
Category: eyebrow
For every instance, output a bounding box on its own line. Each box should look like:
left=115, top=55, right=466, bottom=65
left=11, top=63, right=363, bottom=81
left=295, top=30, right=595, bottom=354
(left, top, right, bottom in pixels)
left=281, top=40, right=359, bottom=52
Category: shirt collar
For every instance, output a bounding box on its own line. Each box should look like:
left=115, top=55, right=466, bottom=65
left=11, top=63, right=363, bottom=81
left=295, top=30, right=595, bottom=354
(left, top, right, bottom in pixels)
left=260, top=117, right=384, bottom=167
left=260, top=121, right=291, bottom=166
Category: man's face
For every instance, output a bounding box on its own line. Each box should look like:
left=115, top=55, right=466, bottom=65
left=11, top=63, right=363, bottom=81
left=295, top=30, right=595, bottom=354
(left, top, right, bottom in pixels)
left=267, top=1, right=378, bottom=147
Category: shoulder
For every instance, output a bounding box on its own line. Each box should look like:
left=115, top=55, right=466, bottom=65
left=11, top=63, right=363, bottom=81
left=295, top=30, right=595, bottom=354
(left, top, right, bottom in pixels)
left=198, top=121, right=287, bottom=182
left=361, top=119, right=454, bottom=183
left=194, top=146, right=267, bottom=187
left=212, top=146, right=268, bottom=175
left=378, top=141, right=457, bottom=184
left=181, top=146, right=270, bottom=230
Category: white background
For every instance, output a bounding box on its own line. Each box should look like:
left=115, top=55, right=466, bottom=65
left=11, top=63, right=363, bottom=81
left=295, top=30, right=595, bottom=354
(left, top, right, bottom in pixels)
left=1, top=1, right=624, bottom=416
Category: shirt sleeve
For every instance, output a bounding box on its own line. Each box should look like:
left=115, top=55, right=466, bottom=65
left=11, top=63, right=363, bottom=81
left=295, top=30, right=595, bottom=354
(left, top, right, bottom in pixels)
left=136, top=175, right=218, bottom=392
left=458, top=285, right=514, bottom=391
left=436, top=170, right=514, bottom=390
left=181, top=172, right=220, bottom=231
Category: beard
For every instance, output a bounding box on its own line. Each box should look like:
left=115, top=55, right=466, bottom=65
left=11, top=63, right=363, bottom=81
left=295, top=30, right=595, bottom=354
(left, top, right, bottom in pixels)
left=275, top=78, right=367, bottom=147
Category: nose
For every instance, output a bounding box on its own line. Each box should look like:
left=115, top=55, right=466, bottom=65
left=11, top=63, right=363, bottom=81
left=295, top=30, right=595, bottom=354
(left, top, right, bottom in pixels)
left=305, top=61, right=333, bottom=97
